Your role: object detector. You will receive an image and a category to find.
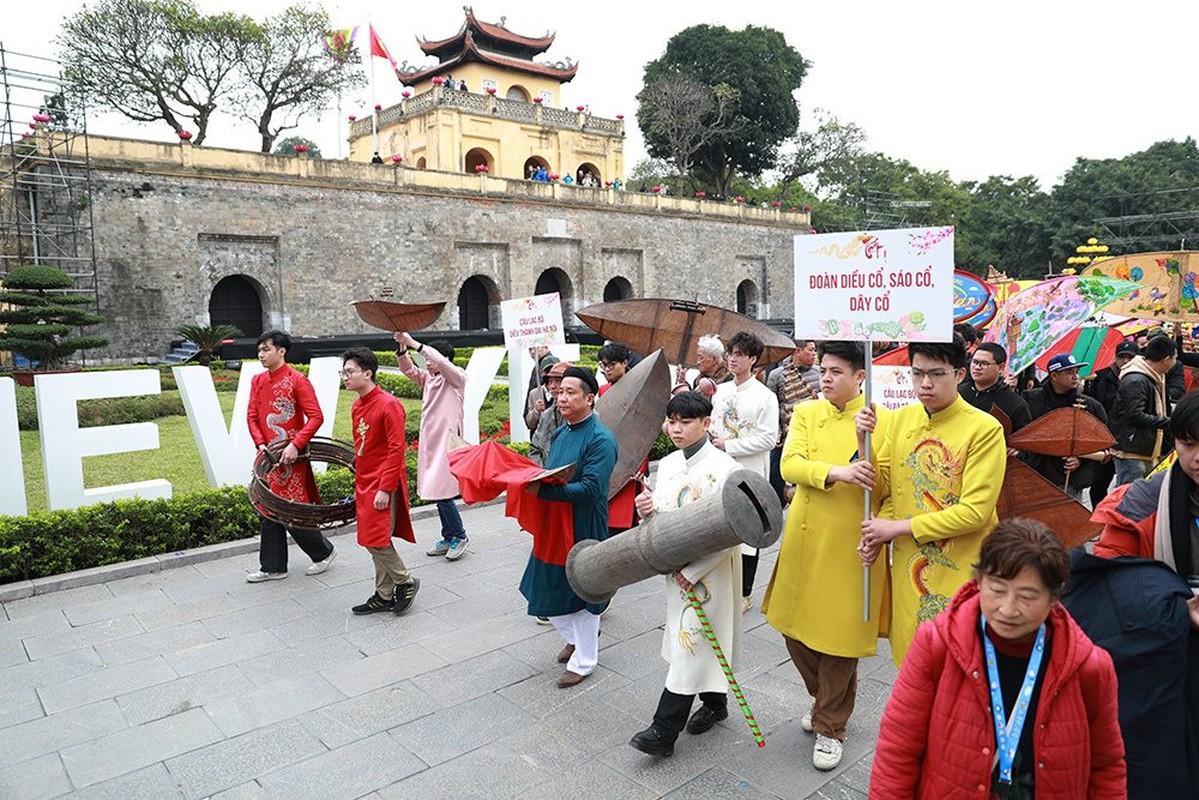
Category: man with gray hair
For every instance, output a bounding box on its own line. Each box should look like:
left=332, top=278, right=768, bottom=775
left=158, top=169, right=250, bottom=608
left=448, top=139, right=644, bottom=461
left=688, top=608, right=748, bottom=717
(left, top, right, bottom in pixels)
left=674, top=334, right=732, bottom=393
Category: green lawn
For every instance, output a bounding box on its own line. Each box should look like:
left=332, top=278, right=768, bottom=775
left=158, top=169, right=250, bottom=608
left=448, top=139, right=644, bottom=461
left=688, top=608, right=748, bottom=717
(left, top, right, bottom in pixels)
left=16, top=390, right=420, bottom=513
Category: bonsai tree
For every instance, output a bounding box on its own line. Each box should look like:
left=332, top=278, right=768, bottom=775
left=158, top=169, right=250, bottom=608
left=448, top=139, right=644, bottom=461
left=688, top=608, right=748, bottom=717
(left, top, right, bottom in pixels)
left=174, top=323, right=241, bottom=365
left=0, top=264, right=108, bottom=369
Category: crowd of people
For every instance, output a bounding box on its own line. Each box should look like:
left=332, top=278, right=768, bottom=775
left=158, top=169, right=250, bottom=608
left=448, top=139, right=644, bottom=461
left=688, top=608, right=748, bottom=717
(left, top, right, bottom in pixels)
left=248, top=324, right=1199, bottom=797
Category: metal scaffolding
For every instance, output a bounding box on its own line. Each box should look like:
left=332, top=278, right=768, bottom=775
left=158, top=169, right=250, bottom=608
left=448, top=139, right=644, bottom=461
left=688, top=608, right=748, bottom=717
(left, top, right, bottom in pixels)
left=1091, top=186, right=1199, bottom=253
left=0, top=44, right=97, bottom=296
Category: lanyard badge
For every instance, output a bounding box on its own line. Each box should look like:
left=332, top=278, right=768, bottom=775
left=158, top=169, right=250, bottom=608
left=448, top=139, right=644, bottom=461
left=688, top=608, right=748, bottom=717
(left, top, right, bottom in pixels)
left=981, top=617, right=1046, bottom=790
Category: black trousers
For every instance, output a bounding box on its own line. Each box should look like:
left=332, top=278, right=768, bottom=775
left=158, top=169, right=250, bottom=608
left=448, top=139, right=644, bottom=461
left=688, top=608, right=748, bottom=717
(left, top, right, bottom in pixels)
left=769, top=445, right=786, bottom=504
left=1090, top=458, right=1116, bottom=509
left=742, top=550, right=759, bottom=597
left=652, top=687, right=727, bottom=738
left=258, top=517, right=333, bottom=573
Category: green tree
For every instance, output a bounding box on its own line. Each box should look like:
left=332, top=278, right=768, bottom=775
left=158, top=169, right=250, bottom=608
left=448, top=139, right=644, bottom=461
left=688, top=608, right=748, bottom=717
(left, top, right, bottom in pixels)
left=231, top=4, right=366, bottom=153
left=639, top=24, right=808, bottom=197
left=956, top=176, right=1052, bottom=278
left=0, top=265, right=108, bottom=368
left=58, top=0, right=256, bottom=144
left=273, top=136, right=322, bottom=158
left=1049, top=138, right=1199, bottom=262
left=774, top=111, right=866, bottom=203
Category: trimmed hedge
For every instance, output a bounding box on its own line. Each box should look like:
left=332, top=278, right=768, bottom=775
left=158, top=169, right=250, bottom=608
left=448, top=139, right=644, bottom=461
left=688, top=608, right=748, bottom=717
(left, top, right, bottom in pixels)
left=0, top=464, right=417, bottom=584
left=0, top=485, right=259, bottom=583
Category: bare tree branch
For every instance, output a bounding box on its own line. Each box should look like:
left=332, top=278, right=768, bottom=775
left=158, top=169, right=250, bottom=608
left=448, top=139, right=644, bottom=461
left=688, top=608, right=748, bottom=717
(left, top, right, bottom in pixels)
left=638, top=73, right=740, bottom=185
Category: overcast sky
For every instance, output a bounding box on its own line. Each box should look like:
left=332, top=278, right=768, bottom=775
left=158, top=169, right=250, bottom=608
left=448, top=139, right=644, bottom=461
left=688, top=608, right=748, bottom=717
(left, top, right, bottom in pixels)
left=6, top=0, right=1197, bottom=190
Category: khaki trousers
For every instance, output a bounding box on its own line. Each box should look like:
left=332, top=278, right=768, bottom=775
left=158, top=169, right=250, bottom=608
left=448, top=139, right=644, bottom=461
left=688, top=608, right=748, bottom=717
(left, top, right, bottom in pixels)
left=366, top=544, right=411, bottom=599
left=784, top=635, right=858, bottom=741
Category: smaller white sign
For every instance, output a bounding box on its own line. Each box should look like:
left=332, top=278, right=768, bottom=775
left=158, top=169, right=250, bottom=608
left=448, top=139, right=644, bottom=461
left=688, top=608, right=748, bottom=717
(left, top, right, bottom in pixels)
left=501, top=292, right=566, bottom=351
left=872, top=365, right=918, bottom=411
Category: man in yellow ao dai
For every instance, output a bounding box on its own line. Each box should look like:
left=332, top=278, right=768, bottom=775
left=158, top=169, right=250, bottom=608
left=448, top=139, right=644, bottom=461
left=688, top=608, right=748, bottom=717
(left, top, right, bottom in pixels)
left=762, top=341, right=889, bottom=772
left=856, top=335, right=1006, bottom=668
left=627, top=391, right=742, bottom=758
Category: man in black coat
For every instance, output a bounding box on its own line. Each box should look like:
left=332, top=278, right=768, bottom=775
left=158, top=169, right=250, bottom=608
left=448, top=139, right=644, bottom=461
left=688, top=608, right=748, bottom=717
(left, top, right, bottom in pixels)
left=1086, top=341, right=1138, bottom=506
left=1112, top=335, right=1176, bottom=486
left=1021, top=353, right=1112, bottom=500
left=958, top=342, right=1031, bottom=433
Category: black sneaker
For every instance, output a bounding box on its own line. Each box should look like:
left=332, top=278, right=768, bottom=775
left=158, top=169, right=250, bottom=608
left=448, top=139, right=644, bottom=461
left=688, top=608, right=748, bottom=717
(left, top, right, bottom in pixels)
left=352, top=593, right=396, bottom=615
left=392, top=578, right=421, bottom=615
left=685, top=704, right=728, bottom=735
left=628, top=726, right=675, bottom=757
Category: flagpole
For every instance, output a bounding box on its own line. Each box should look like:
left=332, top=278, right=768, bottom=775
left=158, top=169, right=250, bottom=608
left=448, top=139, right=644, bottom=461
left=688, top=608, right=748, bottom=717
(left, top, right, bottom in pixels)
left=370, top=26, right=378, bottom=157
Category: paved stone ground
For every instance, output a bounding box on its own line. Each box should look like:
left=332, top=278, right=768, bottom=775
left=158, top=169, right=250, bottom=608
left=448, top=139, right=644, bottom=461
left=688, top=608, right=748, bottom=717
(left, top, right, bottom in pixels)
left=0, top=501, right=895, bottom=799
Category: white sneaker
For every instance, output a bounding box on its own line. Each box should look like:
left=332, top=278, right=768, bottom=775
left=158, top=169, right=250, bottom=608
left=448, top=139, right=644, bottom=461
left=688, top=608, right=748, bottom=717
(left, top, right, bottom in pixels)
left=246, top=570, right=287, bottom=583
left=813, top=734, right=843, bottom=771
left=306, top=548, right=336, bottom=575
left=800, top=709, right=813, bottom=733
left=741, top=596, right=753, bottom=615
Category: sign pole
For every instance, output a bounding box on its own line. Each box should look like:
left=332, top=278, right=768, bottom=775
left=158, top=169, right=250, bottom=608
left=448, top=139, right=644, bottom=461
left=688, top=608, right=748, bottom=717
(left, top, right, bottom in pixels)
left=862, top=352, right=872, bottom=623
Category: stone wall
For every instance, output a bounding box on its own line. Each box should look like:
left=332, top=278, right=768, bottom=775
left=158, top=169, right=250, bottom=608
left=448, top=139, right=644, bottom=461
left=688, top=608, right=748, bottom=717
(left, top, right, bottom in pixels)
left=11, top=136, right=806, bottom=361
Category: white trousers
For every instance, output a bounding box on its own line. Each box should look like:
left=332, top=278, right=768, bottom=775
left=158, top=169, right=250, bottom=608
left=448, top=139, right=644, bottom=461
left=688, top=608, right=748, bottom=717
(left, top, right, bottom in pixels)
left=550, top=609, right=601, bottom=675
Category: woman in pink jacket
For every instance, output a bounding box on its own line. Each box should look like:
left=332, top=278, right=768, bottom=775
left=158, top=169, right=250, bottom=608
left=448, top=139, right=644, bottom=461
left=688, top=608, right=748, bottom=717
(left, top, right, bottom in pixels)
left=395, top=332, right=470, bottom=560
left=870, top=518, right=1126, bottom=799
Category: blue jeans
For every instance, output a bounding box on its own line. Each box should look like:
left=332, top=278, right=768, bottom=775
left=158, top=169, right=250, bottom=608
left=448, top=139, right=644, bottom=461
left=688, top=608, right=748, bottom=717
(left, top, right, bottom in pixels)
left=436, top=499, right=467, bottom=540
left=1113, top=456, right=1152, bottom=487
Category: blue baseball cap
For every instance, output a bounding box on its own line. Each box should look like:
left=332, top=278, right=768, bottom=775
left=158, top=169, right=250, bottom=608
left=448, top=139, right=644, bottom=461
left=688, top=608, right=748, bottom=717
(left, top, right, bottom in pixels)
left=1047, top=353, right=1089, bottom=373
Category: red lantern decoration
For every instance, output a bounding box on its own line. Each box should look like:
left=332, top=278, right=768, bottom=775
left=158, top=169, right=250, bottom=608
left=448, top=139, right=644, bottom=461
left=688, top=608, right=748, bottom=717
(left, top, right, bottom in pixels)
left=432, top=76, right=444, bottom=85
left=293, top=144, right=308, bottom=153
left=391, top=154, right=403, bottom=163
left=548, top=173, right=559, bottom=181
left=803, top=205, right=813, bottom=213
left=348, top=114, right=356, bottom=121
left=695, top=191, right=706, bottom=198
left=809, top=229, right=818, bottom=234
left=402, top=90, right=411, bottom=98
left=789, top=206, right=798, bottom=212
left=33, top=113, right=51, bottom=124
left=178, top=130, right=193, bottom=141
left=486, top=87, right=497, bottom=95
left=616, top=114, right=624, bottom=120
left=533, top=96, right=543, bottom=103
left=770, top=200, right=781, bottom=207
left=576, top=105, right=585, bottom=112
left=374, top=103, right=382, bottom=111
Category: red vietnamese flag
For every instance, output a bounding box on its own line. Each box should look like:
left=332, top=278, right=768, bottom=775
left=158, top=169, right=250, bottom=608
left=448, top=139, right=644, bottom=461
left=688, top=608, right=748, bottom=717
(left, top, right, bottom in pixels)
left=369, top=24, right=396, bottom=69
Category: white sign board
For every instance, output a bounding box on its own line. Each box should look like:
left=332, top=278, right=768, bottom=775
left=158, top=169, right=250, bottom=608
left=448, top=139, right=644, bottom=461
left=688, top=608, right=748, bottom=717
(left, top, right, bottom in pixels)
left=794, top=227, right=955, bottom=342
left=500, top=293, right=566, bottom=351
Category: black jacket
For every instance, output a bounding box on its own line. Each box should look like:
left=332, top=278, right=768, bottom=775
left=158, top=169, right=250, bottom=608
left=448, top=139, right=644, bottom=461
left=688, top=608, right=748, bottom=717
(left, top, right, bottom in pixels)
left=958, top=378, right=1031, bottom=432
left=1113, top=369, right=1171, bottom=457
left=1061, top=551, right=1199, bottom=799
left=1086, top=365, right=1121, bottom=415
left=1020, top=381, right=1109, bottom=492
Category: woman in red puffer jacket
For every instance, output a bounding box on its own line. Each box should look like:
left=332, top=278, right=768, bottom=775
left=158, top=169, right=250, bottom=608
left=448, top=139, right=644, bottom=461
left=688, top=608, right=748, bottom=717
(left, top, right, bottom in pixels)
left=870, top=519, right=1126, bottom=799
